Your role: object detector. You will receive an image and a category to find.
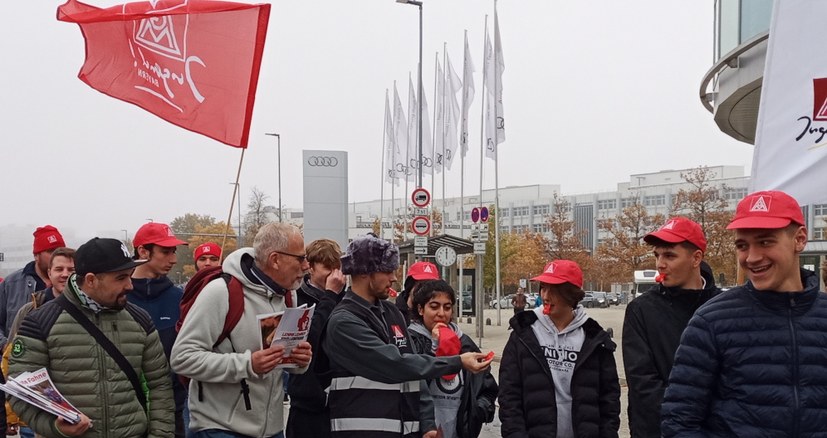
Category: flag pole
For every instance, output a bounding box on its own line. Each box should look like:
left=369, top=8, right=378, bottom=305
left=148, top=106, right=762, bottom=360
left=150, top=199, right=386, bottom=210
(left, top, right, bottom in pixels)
left=431, top=52, right=439, bottom=236
left=476, top=16, right=488, bottom=341
left=442, top=43, right=448, bottom=219
left=405, top=72, right=413, bottom=243
left=493, top=0, right=503, bottom=327
left=460, top=29, right=468, bottom=243
left=222, top=148, right=246, bottom=262
left=380, top=89, right=388, bottom=240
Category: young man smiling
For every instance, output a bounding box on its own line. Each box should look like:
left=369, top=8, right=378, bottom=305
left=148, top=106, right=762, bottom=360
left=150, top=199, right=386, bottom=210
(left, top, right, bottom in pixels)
left=622, top=217, right=719, bottom=437
left=662, top=190, right=827, bottom=436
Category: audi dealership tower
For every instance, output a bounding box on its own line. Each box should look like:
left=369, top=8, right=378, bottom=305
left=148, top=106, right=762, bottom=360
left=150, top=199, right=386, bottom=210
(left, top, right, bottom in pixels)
left=302, top=150, right=348, bottom=250
left=700, top=1, right=772, bottom=143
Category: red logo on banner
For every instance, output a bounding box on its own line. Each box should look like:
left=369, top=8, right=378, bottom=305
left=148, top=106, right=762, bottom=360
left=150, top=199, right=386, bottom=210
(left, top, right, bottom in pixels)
left=813, top=78, right=827, bottom=121
left=58, top=0, right=271, bottom=148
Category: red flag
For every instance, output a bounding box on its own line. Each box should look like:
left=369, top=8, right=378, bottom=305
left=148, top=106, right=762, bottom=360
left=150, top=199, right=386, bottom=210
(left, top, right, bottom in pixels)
left=57, top=0, right=270, bottom=148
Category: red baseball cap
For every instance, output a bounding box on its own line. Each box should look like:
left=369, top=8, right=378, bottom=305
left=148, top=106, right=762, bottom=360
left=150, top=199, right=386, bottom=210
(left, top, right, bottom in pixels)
left=644, top=217, right=707, bottom=252
left=531, top=260, right=583, bottom=289
left=33, top=225, right=66, bottom=254
left=407, top=261, right=440, bottom=280
left=134, top=223, right=187, bottom=248
left=194, top=242, right=222, bottom=259
left=727, top=190, right=804, bottom=230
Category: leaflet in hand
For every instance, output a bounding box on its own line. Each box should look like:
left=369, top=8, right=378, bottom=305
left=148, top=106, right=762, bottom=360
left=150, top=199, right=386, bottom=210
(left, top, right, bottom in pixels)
left=257, top=304, right=315, bottom=368
left=0, top=368, right=83, bottom=424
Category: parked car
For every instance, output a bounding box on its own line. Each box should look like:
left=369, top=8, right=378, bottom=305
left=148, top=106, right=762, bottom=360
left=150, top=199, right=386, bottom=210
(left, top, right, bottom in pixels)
left=606, top=292, right=620, bottom=306
left=591, top=291, right=610, bottom=308
left=526, top=293, right=540, bottom=309
left=581, top=293, right=596, bottom=308
left=489, top=294, right=515, bottom=309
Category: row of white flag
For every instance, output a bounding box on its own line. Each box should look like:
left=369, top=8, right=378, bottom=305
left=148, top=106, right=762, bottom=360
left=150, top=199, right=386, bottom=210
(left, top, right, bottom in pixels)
left=383, top=11, right=505, bottom=184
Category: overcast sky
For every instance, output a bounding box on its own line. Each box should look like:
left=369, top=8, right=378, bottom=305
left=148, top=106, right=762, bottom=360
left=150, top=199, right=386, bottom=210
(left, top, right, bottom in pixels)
left=2, top=1, right=753, bottom=239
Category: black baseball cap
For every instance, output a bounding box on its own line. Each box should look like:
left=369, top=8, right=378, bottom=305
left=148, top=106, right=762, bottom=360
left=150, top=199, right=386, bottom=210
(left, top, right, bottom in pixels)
left=75, top=237, right=147, bottom=277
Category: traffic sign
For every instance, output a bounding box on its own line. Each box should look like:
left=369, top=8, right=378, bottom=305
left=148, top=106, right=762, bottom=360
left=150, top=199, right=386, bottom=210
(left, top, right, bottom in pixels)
left=411, top=188, right=431, bottom=208
left=473, top=242, right=486, bottom=254
left=471, top=207, right=480, bottom=223
left=412, top=207, right=429, bottom=216
left=414, top=247, right=428, bottom=255
left=411, top=216, right=431, bottom=236
left=414, top=236, right=428, bottom=247
left=480, top=206, right=489, bottom=222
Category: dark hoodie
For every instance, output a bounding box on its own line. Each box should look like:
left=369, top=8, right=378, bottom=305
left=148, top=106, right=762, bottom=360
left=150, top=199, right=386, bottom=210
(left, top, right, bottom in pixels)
left=128, top=277, right=187, bottom=414
left=622, top=263, right=720, bottom=438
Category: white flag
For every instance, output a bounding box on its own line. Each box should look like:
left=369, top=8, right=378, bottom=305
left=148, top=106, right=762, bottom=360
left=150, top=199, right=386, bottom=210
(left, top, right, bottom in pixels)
left=407, top=76, right=419, bottom=181
left=421, top=88, right=434, bottom=175
left=392, top=83, right=409, bottom=181
left=444, top=52, right=462, bottom=171
left=461, top=32, right=476, bottom=158
left=383, top=90, right=398, bottom=185
left=434, top=57, right=446, bottom=173
left=485, top=9, right=506, bottom=160
left=751, top=0, right=827, bottom=205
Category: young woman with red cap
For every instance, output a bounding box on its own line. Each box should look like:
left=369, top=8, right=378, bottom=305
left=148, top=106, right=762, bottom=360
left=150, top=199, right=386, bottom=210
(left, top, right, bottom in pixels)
left=407, top=280, right=498, bottom=438
left=499, top=260, right=620, bottom=438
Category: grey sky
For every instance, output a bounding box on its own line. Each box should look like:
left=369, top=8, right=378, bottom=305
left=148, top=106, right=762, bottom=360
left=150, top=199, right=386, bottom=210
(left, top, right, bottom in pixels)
left=2, top=1, right=752, bottom=238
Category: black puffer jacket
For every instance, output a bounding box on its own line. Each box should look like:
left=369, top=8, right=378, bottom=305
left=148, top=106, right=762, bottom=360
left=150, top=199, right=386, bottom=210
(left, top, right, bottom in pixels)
left=499, top=310, right=620, bottom=438
left=622, top=266, right=719, bottom=437
left=662, top=269, right=827, bottom=437
left=408, top=324, right=498, bottom=438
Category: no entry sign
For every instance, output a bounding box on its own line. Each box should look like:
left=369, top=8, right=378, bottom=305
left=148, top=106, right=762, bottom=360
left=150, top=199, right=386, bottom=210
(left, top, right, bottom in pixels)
left=411, top=216, right=431, bottom=236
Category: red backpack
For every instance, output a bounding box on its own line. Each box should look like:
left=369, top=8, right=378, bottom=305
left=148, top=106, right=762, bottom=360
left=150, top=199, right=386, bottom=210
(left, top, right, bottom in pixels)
left=177, top=265, right=245, bottom=348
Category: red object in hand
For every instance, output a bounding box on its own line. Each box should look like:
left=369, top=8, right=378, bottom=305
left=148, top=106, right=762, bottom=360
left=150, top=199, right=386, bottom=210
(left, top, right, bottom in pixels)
left=484, top=351, right=495, bottom=361
left=655, top=274, right=666, bottom=283
left=388, top=287, right=398, bottom=298
left=543, top=303, right=552, bottom=315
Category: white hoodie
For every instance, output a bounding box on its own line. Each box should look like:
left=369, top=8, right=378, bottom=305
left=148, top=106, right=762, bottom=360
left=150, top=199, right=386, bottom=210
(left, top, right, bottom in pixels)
left=530, top=305, right=588, bottom=438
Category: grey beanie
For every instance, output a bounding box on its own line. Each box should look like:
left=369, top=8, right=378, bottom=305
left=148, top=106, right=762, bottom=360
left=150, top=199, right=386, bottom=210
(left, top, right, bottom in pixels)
left=341, top=234, right=400, bottom=275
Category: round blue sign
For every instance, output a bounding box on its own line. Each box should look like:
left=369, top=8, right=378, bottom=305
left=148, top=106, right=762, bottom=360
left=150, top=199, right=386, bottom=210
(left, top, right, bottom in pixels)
left=480, top=207, right=489, bottom=222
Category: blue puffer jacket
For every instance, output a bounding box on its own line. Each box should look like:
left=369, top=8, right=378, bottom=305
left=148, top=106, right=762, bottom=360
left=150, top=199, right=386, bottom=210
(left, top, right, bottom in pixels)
left=662, top=269, right=827, bottom=437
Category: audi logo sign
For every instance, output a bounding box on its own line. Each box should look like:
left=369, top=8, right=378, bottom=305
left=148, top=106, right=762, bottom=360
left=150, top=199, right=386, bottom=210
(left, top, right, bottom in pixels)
left=307, top=156, right=339, bottom=167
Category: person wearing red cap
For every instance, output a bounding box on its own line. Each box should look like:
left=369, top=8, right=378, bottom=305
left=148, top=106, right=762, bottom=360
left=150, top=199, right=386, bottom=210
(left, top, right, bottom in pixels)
left=128, top=222, right=189, bottom=437
left=662, top=190, right=827, bottom=437
left=623, top=216, right=719, bottom=438
left=499, top=260, right=620, bottom=438
left=0, top=225, right=66, bottom=348
left=193, top=242, right=222, bottom=272
left=395, top=261, right=441, bottom=324
left=407, top=279, right=498, bottom=438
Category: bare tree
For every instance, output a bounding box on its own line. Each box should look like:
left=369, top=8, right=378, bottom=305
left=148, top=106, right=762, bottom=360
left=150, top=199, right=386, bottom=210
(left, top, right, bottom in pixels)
left=244, top=187, right=271, bottom=246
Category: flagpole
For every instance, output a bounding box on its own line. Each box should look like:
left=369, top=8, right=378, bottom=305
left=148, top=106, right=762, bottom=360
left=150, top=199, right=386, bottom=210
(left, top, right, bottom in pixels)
left=380, top=89, right=388, bottom=240
left=476, top=16, right=488, bottom=340
left=405, top=72, right=412, bottom=243
left=442, top=43, right=448, bottom=219
left=223, top=148, right=246, bottom=262
left=431, top=52, right=439, bottom=236
left=493, top=0, right=503, bottom=327
left=460, top=29, right=468, bottom=244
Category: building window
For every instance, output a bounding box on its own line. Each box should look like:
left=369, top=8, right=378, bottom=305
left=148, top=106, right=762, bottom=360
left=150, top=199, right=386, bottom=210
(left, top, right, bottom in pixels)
left=500, top=208, right=510, bottom=217
left=464, top=211, right=471, bottom=221
left=513, top=206, right=530, bottom=217
left=643, top=195, right=666, bottom=207
left=533, top=223, right=549, bottom=233
left=724, top=187, right=748, bottom=201
left=532, top=205, right=549, bottom=216
left=597, top=199, right=617, bottom=210
left=814, top=204, right=827, bottom=216
left=621, top=198, right=636, bottom=208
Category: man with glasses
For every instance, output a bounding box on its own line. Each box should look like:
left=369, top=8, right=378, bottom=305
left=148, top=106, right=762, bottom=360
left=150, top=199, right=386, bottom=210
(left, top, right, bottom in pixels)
left=172, top=223, right=313, bottom=438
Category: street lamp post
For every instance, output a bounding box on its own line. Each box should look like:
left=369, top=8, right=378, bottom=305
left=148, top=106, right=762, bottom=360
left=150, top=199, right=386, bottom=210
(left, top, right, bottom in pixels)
left=265, top=133, right=283, bottom=222
left=396, top=0, right=424, bottom=189
left=121, top=229, right=128, bottom=244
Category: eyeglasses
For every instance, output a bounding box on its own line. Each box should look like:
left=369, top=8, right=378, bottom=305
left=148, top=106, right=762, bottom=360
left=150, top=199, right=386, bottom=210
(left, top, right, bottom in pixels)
left=274, top=251, right=308, bottom=264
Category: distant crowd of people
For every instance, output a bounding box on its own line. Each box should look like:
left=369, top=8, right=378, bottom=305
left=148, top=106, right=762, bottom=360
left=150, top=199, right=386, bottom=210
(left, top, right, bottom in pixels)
left=0, top=188, right=825, bottom=437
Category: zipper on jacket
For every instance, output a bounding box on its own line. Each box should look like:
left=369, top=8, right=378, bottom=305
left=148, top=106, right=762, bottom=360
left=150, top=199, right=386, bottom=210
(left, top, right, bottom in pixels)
left=788, top=303, right=800, bottom=437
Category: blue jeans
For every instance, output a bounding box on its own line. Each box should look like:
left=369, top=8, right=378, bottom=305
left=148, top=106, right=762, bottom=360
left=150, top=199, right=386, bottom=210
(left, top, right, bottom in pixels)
left=19, top=426, right=35, bottom=438
left=192, top=430, right=284, bottom=438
